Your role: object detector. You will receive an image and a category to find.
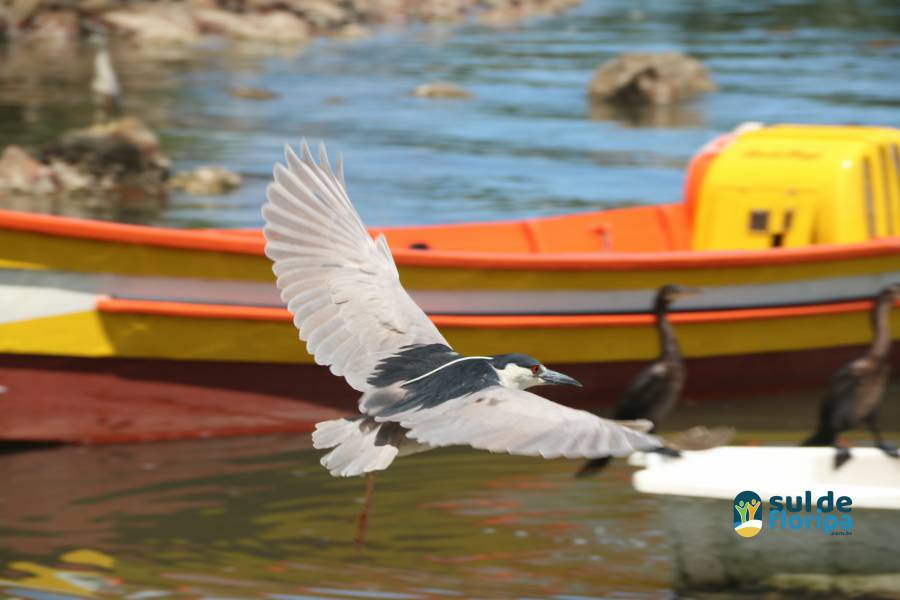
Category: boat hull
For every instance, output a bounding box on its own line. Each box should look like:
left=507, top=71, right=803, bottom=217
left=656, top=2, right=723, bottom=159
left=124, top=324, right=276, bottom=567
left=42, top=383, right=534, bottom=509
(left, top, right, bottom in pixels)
left=632, top=447, right=900, bottom=592
left=659, top=495, right=900, bottom=591
left=0, top=343, right=891, bottom=444
left=4, top=207, right=900, bottom=316
left=4, top=208, right=900, bottom=443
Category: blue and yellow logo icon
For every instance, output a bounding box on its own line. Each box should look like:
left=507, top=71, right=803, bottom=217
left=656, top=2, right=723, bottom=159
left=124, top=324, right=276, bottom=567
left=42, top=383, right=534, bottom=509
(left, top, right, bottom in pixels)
left=733, top=491, right=763, bottom=538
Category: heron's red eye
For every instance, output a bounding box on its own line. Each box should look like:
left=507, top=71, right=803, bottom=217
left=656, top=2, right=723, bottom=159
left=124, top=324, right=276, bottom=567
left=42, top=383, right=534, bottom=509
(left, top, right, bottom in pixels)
left=531, top=364, right=541, bottom=375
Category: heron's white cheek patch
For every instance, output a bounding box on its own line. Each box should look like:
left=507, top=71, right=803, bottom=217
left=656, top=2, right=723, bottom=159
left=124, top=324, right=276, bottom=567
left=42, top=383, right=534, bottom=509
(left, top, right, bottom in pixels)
left=495, top=364, right=541, bottom=390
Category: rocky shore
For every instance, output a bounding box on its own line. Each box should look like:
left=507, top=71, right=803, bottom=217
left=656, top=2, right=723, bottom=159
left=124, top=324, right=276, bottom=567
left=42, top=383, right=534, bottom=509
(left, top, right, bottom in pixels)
left=0, top=116, right=245, bottom=218
left=2, top=0, right=582, bottom=47
left=0, top=118, right=169, bottom=211
left=0, top=0, right=584, bottom=216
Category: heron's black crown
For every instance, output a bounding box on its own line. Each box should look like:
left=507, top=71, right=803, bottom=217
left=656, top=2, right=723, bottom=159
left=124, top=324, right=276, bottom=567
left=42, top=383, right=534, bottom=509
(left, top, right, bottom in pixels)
left=489, top=353, right=542, bottom=369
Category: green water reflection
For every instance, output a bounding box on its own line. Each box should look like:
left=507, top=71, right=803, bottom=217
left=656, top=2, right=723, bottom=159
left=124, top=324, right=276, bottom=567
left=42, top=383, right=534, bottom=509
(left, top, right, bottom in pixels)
left=2, top=387, right=898, bottom=598
left=1, top=436, right=673, bottom=598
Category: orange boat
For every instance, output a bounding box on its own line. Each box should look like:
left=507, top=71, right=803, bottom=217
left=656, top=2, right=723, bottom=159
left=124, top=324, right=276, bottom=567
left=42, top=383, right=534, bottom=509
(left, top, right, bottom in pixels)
left=2, top=124, right=900, bottom=443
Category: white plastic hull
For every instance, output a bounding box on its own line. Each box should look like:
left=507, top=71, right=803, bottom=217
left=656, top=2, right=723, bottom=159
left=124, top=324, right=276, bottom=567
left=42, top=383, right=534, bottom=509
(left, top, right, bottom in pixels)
left=631, top=447, right=900, bottom=590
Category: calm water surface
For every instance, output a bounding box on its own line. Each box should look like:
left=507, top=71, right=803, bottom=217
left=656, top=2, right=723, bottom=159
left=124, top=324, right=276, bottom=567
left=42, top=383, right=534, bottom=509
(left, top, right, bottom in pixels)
left=1, top=436, right=676, bottom=599
left=3, top=394, right=892, bottom=599
left=1, top=0, right=899, bottom=227
left=2, top=1, right=900, bottom=597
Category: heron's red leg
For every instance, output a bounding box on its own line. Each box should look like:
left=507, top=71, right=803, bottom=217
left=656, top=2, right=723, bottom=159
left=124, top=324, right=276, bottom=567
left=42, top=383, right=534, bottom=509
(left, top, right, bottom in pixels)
left=354, top=473, right=376, bottom=550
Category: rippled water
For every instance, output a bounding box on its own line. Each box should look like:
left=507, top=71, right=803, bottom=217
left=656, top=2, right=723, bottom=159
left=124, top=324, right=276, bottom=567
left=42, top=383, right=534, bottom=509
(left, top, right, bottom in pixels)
left=2, top=0, right=900, bottom=228
left=3, top=1, right=900, bottom=598
left=1, top=436, right=675, bottom=599
left=3, top=392, right=895, bottom=599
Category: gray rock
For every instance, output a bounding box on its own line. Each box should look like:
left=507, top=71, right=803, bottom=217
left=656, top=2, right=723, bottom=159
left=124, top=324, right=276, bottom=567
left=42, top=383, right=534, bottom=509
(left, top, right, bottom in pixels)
left=0, top=146, right=56, bottom=196
left=14, top=117, right=172, bottom=202
left=230, top=85, right=278, bottom=100
left=102, top=5, right=200, bottom=45
left=412, top=81, right=473, bottom=99
left=169, top=166, right=242, bottom=195
left=588, top=52, right=716, bottom=106
left=22, top=9, right=80, bottom=45
left=194, top=8, right=309, bottom=43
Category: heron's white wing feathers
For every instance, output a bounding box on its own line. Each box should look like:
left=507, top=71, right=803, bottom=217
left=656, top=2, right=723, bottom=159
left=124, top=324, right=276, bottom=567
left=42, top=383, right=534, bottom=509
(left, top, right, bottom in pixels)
left=386, top=386, right=661, bottom=459
left=263, top=141, right=448, bottom=392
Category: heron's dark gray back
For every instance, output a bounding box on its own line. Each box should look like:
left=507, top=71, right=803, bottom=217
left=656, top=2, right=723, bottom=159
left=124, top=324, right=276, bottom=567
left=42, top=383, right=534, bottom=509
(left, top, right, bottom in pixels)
left=367, top=344, right=458, bottom=387
left=365, top=344, right=501, bottom=417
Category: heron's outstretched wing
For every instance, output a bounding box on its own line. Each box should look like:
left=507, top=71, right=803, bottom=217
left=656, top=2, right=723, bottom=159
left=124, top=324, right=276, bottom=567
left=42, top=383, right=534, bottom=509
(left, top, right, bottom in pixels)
left=262, top=141, right=449, bottom=392
left=383, top=386, right=661, bottom=459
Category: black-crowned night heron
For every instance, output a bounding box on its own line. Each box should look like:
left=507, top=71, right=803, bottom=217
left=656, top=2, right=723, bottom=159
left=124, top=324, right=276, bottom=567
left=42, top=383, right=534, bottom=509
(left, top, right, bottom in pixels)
left=577, top=284, right=699, bottom=477
left=803, top=283, right=900, bottom=468
left=261, top=141, right=661, bottom=479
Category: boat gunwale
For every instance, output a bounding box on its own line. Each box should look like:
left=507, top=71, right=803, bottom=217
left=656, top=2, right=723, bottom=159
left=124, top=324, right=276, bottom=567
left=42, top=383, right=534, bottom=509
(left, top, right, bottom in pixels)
left=96, top=296, right=898, bottom=329
left=5, top=208, right=900, bottom=271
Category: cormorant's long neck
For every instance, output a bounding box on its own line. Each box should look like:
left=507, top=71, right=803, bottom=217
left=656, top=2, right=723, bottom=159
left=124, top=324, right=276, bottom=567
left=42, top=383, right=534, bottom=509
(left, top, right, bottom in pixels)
left=869, top=296, right=895, bottom=360
left=655, top=300, right=680, bottom=360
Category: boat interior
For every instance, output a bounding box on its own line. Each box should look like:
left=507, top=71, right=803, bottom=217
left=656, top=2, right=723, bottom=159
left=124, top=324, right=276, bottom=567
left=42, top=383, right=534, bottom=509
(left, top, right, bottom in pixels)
left=231, top=124, right=900, bottom=256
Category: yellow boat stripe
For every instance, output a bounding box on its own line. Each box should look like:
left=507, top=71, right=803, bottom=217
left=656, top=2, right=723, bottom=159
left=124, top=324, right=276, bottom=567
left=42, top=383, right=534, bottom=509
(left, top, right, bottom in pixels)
left=0, top=304, right=888, bottom=364
left=0, top=229, right=272, bottom=282
left=5, top=228, right=900, bottom=291
left=397, top=253, right=900, bottom=290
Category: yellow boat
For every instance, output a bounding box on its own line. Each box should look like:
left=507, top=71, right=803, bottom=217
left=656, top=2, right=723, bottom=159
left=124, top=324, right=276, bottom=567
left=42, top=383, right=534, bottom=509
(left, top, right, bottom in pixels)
left=2, top=124, right=899, bottom=443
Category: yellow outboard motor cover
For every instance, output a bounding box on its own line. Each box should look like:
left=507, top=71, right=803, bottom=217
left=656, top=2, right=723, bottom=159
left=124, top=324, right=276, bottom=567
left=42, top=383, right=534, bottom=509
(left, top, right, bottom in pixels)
left=691, top=125, right=900, bottom=250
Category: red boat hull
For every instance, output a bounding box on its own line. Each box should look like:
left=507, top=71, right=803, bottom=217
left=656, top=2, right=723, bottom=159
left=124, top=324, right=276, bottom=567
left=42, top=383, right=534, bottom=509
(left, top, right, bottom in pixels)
left=0, top=344, right=892, bottom=444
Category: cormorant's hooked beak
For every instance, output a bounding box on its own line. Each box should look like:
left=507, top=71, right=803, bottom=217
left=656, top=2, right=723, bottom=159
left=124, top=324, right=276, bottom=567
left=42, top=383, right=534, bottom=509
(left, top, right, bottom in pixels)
left=540, top=368, right=582, bottom=387
left=672, top=286, right=703, bottom=300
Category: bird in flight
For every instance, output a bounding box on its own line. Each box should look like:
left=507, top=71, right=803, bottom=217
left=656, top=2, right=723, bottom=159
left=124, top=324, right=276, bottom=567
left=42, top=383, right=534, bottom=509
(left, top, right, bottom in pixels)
left=803, top=283, right=900, bottom=468
left=261, top=141, right=661, bottom=480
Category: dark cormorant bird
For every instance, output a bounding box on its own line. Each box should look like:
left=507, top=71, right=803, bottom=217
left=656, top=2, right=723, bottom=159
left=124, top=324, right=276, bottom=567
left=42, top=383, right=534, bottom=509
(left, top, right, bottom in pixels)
left=577, top=284, right=699, bottom=477
left=802, top=283, right=900, bottom=468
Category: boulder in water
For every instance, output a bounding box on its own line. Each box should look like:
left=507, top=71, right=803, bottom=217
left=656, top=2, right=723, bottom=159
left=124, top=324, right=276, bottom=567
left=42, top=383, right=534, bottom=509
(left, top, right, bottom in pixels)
left=0, top=146, right=56, bottom=196
left=412, top=82, right=473, bottom=99
left=588, top=52, right=715, bottom=106
left=26, top=117, right=171, bottom=201
left=169, top=166, right=242, bottom=195
left=230, top=86, right=278, bottom=100
left=41, top=117, right=169, bottom=176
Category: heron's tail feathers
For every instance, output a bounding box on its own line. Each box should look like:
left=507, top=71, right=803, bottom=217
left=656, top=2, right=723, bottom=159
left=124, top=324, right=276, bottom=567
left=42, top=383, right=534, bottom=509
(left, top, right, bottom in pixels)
left=313, top=417, right=407, bottom=477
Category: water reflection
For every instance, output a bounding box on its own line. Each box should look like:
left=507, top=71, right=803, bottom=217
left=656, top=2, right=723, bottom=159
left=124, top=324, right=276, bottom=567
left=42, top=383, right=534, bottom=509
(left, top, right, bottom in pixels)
left=0, top=436, right=674, bottom=598
left=2, top=1, right=899, bottom=228
left=1, top=389, right=896, bottom=598
left=588, top=102, right=706, bottom=129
